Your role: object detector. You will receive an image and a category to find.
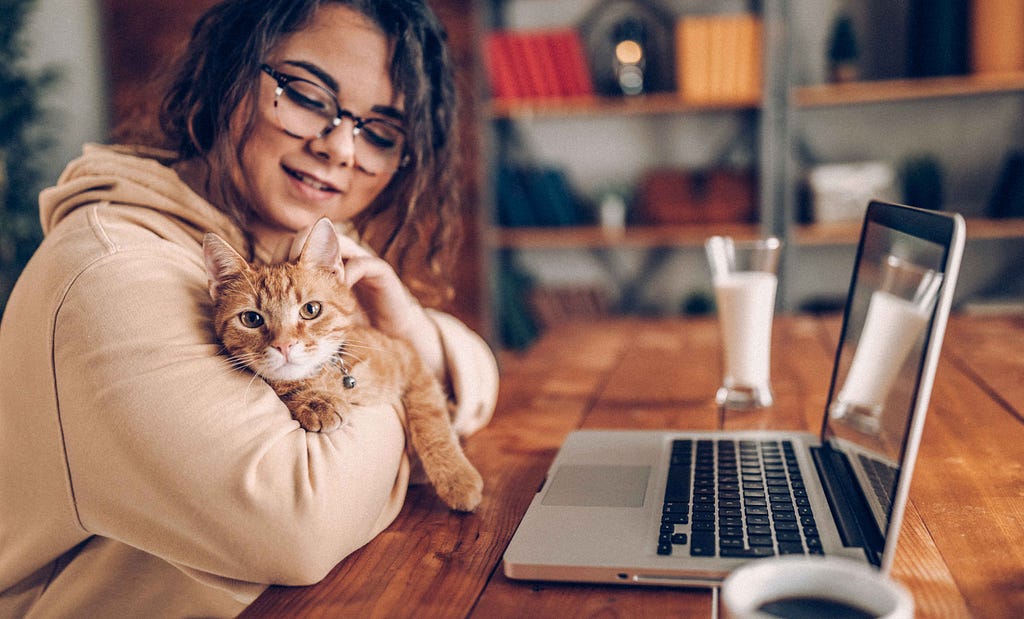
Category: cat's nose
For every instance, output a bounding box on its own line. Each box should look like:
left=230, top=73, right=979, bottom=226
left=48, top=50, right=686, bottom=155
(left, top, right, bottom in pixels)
left=273, top=341, right=295, bottom=361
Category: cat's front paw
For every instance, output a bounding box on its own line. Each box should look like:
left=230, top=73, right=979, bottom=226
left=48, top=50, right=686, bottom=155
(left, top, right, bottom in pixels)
left=435, top=466, right=484, bottom=513
left=291, top=397, right=343, bottom=433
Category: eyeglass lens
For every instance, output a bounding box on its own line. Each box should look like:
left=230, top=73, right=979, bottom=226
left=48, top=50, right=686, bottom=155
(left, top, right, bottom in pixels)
left=272, top=75, right=405, bottom=172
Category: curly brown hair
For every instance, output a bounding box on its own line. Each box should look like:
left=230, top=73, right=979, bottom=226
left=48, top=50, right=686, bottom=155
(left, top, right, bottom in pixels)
left=123, top=0, right=461, bottom=306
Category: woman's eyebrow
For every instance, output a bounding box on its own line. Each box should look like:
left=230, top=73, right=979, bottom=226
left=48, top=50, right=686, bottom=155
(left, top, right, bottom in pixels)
left=371, top=105, right=405, bottom=123
left=281, top=60, right=338, bottom=92
left=280, top=59, right=406, bottom=123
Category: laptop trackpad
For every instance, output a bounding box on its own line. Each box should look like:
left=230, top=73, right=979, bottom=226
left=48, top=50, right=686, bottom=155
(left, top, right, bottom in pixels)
left=541, top=465, right=650, bottom=508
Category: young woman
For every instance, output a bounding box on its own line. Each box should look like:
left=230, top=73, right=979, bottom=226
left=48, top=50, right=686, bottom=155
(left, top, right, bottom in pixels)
left=0, top=1, right=497, bottom=616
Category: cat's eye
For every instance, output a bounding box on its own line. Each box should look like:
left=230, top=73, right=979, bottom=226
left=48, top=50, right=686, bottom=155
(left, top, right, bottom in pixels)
left=299, top=301, right=322, bottom=320
left=239, top=310, right=265, bottom=328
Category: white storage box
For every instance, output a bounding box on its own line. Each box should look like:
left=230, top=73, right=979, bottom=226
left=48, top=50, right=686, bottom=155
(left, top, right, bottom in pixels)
left=808, top=162, right=899, bottom=223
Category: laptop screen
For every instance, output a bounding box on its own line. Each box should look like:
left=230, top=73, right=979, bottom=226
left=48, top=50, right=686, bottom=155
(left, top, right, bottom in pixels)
left=820, top=202, right=959, bottom=552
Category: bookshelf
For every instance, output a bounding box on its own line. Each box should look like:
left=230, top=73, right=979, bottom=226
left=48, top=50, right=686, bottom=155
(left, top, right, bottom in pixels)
left=779, top=0, right=1024, bottom=313
left=476, top=0, right=1024, bottom=348
left=477, top=0, right=779, bottom=348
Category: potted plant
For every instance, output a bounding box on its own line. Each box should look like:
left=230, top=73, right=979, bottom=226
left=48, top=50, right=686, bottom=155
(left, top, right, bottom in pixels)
left=0, top=0, right=58, bottom=312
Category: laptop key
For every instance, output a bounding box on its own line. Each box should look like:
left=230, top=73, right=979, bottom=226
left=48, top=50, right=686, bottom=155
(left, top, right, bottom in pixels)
left=689, top=532, right=716, bottom=556
left=778, top=542, right=806, bottom=555
left=720, top=526, right=744, bottom=539
left=720, top=546, right=775, bottom=558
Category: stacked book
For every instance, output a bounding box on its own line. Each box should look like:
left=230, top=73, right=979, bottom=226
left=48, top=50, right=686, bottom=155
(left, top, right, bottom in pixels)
left=496, top=164, right=582, bottom=228
left=675, top=13, right=763, bottom=106
left=484, top=28, right=595, bottom=100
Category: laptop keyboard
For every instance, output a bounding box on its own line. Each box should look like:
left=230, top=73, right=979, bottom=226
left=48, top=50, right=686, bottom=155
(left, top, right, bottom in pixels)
left=657, top=439, right=823, bottom=558
left=859, top=453, right=898, bottom=507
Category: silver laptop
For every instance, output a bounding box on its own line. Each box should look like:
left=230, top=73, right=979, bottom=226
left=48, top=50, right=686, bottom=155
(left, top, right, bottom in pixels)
left=503, top=201, right=965, bottom=587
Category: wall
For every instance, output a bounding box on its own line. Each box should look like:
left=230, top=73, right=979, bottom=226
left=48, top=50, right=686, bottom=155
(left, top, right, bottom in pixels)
left=24, top=0, right=109, bottom=185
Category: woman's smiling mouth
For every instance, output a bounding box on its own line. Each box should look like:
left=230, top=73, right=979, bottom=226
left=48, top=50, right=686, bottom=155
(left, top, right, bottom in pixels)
left=283, top=165, right=340, bottom=193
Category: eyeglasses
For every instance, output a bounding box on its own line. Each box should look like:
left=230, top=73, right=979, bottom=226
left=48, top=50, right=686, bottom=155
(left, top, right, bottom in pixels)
left=260, top=64, right=406, bottom=173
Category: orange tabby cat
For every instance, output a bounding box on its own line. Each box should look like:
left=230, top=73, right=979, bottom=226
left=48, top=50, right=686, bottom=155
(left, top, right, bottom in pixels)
left=202, top=218, right=483, bottom=512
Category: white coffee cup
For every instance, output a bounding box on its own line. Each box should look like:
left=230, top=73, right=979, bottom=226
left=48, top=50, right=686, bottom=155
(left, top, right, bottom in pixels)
left=720, top=556, right=913, bottom=619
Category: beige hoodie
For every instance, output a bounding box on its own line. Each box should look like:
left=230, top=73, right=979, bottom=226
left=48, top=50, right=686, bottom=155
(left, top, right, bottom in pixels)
left=0, top=144, right=498, bottom=618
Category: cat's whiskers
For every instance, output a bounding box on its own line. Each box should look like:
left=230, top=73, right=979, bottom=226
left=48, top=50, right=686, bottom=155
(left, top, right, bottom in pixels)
left=339, top=340, right=400, bottom=368
left=206, top=352, right=275, bottom=407
left=338, top=338, right=391, bottom=357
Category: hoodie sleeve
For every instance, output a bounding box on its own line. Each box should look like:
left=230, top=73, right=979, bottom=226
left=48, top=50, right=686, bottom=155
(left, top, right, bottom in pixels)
left=427, top=310, right=499, bottom=437
left=51, top=239, right=410, bottom=588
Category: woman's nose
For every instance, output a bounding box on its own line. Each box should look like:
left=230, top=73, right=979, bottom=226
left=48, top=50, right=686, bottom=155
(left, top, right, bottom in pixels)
left=312, top=118, right=357, bottom=168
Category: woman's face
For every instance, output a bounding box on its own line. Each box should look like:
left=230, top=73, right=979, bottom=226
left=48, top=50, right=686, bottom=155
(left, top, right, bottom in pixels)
left=237, top=4, right=404, bottom=248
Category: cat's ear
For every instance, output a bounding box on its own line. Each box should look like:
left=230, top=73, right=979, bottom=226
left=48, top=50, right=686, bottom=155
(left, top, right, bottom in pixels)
left=297, top=217, right=342, bottom=275
left=203, top=233, right=249, bottom=300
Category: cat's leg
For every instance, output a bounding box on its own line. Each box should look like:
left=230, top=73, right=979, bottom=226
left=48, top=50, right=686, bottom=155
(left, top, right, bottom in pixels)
left=403, top=375, right=483, bottom=512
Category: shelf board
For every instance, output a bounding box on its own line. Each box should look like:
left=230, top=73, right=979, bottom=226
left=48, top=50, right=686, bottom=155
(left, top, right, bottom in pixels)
left=489, top=91, right=759, bottom=120
left=964, top=216, right=1024, bottom=240
left=793, top=217, right=1024, bottom=246
left=493, top=218, right=1024, bottom=250
left=793, top=72, right=1024, bottom=108
left=791, top=221, right=862, bottom=246
left=490, top=223, right=763, bottom=249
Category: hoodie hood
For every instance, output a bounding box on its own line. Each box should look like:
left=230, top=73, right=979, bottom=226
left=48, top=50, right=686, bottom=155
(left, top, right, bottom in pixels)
left=39, top=143, right=249, bottom=256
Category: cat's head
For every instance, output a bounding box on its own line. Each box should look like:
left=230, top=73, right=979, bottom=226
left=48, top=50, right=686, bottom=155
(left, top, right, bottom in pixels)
left=203, top=217, right=359, bottom=382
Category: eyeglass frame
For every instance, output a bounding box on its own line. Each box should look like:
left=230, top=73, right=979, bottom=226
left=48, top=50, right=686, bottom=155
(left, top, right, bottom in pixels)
left=259, top=63, right=408, bottom=169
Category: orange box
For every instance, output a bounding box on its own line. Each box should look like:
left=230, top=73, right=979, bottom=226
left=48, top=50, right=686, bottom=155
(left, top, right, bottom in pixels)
left=676, top=14, right=762, bottom=105
left=636, top=168, right=757, bottom=224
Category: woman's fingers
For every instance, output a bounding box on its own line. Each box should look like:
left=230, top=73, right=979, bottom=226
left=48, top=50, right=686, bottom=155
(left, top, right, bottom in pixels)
left=342, top=255, right=394, bottom=291
left=333, top=233, right=373, bottom=259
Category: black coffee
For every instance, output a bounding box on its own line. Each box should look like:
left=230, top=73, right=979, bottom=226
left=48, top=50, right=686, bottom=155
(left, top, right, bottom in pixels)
left=757, top=596, right=877, bottom=619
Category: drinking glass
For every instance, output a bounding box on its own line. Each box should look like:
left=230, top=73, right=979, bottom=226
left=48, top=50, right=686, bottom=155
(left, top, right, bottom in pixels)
left=705, top=236, right=782, bottom=410
left=829, top=255, right=943, bottom=434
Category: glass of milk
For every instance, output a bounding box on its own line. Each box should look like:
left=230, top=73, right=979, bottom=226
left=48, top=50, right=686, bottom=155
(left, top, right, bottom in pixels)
left=705, top=236, right=782, bottom=410
left=829, top=255, right=943, bottom=434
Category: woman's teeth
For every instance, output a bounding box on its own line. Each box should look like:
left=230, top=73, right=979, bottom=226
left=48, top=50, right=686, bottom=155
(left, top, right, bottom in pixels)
left=288, top=168, right=335, bottom=192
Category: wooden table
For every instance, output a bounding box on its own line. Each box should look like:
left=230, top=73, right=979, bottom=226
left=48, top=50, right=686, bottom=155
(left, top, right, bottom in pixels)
left=241, top=314, right=1024, bottom=618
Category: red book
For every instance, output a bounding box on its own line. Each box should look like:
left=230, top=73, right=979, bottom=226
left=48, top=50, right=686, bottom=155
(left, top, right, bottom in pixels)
left=485, top=32, right=530, bottom=99
left=547, top=29, right=594, bottom=97
left=512, top=32, right=548, bottom=98
left=531, top=31, right=565, bottom=98
left=484, top=33, right=513, bottom=99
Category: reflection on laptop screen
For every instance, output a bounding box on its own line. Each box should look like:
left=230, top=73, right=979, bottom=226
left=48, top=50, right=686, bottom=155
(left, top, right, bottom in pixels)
left=822, top=212, right=950, bottom=536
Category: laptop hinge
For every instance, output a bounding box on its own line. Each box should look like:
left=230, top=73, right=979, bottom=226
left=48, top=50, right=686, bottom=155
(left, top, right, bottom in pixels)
left=811, top=444, right=884, bottom=566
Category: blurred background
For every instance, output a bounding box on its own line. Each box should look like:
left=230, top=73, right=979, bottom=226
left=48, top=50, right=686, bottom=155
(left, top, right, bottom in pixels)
left=3, top=0, right=1023, bottom=349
